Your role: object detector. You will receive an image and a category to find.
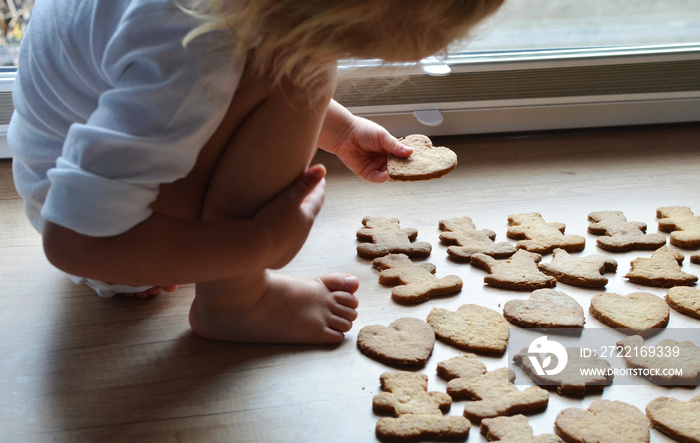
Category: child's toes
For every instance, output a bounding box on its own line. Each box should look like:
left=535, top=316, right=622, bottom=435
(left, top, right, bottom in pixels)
left=331, top=296, right=358, bottom=321
left=318, top=273, right=359, bottom=294
left=328, top=315, right=353, bottom=334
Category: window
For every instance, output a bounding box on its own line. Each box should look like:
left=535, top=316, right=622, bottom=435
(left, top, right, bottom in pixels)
left=336, top=0, right=700, bottom=136
left=0, top=0, right=32, bottom=158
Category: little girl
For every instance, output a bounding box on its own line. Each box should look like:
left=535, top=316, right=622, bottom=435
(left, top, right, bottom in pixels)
left=9, top=0, right=503, bottom=344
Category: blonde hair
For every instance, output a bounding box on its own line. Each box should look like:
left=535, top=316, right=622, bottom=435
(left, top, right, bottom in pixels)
left=182, top=0, right=504, bottom=90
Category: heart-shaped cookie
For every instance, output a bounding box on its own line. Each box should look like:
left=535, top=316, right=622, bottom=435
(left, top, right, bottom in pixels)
left=646, top=394, right=700, bottom=442
left=426, top=304, right=509, bottom=355
left=388, top=134, right=457, bottom=181
left=589, top=291, right=669, bottom=336
left=666, top=286, right=700, bottom=319
left=357, top=317, right=435, bottom=366
left=555, top=400, right=650, bottom=443
left=503, top=288, right=584, bottom=329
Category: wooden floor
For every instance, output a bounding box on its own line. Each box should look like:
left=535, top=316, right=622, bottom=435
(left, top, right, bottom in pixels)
left=1, top=123, right=699, bottom=442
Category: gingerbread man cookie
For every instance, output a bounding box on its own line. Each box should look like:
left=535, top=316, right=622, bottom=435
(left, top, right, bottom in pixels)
left=657, top=206, right=700, bottom=249
left=587, top=210, right=666, bottom=251
left=507, top=213, right=585, bottom=254
left=356, top=216, right=432, bottom=259
left=372, top=371, right=471, bottom=441
left=372, top=253, right=462, bottom=304
left=437, top=354, right=549, bottom=422
left=438, top=217, right=515, bottom=262
left=470, top=249, right=557, bottom=290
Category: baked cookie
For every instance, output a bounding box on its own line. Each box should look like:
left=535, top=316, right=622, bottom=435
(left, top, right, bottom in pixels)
left=356, top=216, right=432, bottom=259
left=646, top=394, right=700, bottom=443
left=692, top=253, right=700, bottom=264
left=666, top=286, right=700, bottom=319
left=507, top=213, right=586, bottom=254
left=624, top=246, right=698, bottom=288
left=587, top=210, right=666, bottom=251
left=470, top=249, right=557, bottom=290
left=388, top=134, right=457, bottom=181
left=538, top=248, right=618, bottom=288
left=617, top=335, right=700, bottom=386
left=513, top=346, right=613, bottom=397
left=589, top=291, right=669, bottom=336
left=437, top=355, right=549, bottom=422
left=373, top=371, right=471, bottom=441
left=555, top=400, right=650, bottom=443
left=357, top=317, right=435, bottom=366
left=438, top=217, right=515, bottom=262
left=371, top=253, right=462, bottom=304
left=503, top=289, right=585, bottom=330
left=657, top=206, right=700, bottom=249
left=480, top=415, right=563, bottom=443
left=426, top=304, right=509, bottom=355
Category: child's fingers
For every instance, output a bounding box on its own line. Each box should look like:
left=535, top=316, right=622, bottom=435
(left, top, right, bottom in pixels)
left=382, top=134, right=413, bottom=157
left=287, top=164, right=327, bottom=206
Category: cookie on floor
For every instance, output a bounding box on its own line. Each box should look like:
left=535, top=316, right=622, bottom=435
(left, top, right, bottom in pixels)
left=666, top=286, right=700, bottom=319
left=587, top=210, right=666, bottom=251
left=427, top=304, right=509, bottom=355
left=437, top=354, right=549, bottom=422
left=356, top=216, right=432, bottom=259
left=357, top=317, right=435, bottom=366
left=503, top=288, right=585, bottom=330
left=538, top=248, right=617, bottom=288
left=372, top=371, right=471, bottom=441
left=507, top=213, right=586, bottom=254
left=372, top=253, right=462, bottom=304
left=617, top=335, right=700, bottom=386
left=480, top=415, right=562, bottom=443
left=439, top=217, right=515, bottom=262
left=555, top=400, right=649, bottom=443
left=624, top=246, right=698, bottom=288
left=657, top=206, right=700, bottom=249
left=470, top=249, right=557, bottom=290
left=513, top=346, right=613, bottom=397
left=646, top=394, right=700, bottom=443
left=589, top=291, right=669, bottom=337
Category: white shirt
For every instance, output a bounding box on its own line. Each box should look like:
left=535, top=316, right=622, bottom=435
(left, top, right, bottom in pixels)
left=9, top=0, right=243, bottom=236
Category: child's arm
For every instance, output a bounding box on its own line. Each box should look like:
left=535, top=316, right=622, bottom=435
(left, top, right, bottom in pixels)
left=318, top=100, right=412, bottom=182
left=42, top=165, right=327, bottom=287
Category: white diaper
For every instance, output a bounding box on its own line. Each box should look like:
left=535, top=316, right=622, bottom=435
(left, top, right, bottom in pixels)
left=68, top=274, right=153, bottom=298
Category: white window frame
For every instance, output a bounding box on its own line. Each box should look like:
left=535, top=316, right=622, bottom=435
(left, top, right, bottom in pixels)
left=335, top=43, right=700, bottom=137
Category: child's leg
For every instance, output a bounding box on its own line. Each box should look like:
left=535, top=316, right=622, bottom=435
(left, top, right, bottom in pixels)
left=154, top=64, right=359, bottom=344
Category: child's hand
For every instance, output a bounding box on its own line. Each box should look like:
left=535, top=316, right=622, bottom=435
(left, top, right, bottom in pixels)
left=332, top=116, right=412, bottom=183
left=254, top=164, right=327, bottom=270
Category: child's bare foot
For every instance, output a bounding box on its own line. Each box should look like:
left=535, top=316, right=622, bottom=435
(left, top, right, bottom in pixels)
left=124, top=285, right=178, bottom=299
left=189, top=272, right=359, bottom=344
